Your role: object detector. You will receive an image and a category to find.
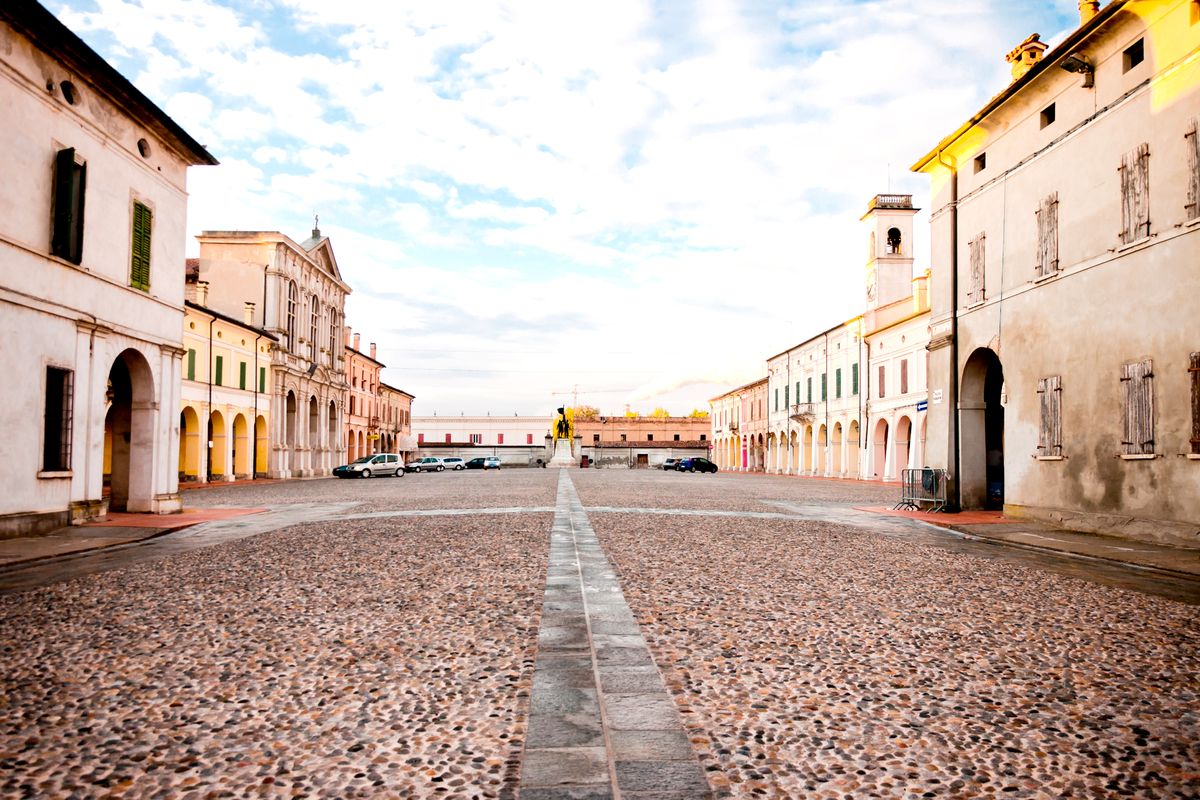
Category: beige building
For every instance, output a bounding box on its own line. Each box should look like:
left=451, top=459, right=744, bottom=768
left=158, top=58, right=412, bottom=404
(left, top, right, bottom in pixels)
left=344, top=330, right=382, bottom=462
left=194, top=226, right=350, bottom=477
left=710, top=378, right=767, bottom=471
left=913, top=0, right=1200, bottom=544
left=0, top=3, right=215, bottom=534
left=180, top=286, right=274, bottom=482
left=378, top=383, right=415, bottom=457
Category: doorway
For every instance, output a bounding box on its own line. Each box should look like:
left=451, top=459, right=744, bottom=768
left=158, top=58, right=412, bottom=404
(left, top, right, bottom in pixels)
left=961, top=348, right=1005, bottom=510
left=103, top=349, right=154, bottom=511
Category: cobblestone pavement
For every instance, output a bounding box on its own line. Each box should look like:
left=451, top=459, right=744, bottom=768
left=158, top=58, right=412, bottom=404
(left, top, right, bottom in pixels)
left=1, top=469, right=1197, bottom=799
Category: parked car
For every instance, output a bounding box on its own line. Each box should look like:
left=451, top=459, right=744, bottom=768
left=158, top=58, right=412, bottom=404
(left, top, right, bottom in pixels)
left=662, top=458, right=680, bottom=471
left=334, top=453, right=404, bottom=478
left=405, top=457, right=445, bottom=473
left=442, top=457, right=467, bottom=470
left=466, top=457, right=502, bottom=470
left=676, top=457, right=718, bottom=474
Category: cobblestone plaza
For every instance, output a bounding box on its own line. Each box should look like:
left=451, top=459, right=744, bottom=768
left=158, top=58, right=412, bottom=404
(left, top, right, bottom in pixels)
left=1, top=470, right=1197, bottom=798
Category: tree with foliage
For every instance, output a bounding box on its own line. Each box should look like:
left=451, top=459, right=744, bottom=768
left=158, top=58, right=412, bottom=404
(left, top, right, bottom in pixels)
left=688, top=409, right=710, bottom=418
left=650, top=407, right=671, bottom=418
left=624, top=409, right=640, bottom=418
left=571, top=405, right=600, bottom=421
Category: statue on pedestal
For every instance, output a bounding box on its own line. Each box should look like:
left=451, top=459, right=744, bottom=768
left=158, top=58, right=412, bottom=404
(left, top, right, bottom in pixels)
left=548, top=406, right=576, bottom=467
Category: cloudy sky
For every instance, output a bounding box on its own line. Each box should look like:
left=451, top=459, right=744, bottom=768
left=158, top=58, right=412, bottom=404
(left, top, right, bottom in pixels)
left=56, top=0, right=1079, bottom=415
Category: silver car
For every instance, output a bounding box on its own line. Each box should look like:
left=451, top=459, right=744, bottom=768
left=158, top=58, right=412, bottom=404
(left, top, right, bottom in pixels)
left=334, top=453, right=404, bottom=478
left=405, top=457, right=445, bottom=473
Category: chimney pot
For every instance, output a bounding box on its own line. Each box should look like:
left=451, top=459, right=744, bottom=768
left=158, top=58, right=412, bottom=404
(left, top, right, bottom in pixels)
left=370, top=342, right=377, bottom=359
left=195, top=280, right=209, bottom=306
left=1078, top=0, right=1099, bottom=24
left=1005, top=33, right=1047, bottom=81
left=353, top=333, right=361, bottom=351
left=344, top=326, right=351, bottom=346
left=244, top=302, right=256, bottom=326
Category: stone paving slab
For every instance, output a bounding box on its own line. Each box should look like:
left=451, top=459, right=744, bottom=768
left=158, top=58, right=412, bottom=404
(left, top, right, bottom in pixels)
left=519, top=471, right=712, bottom=798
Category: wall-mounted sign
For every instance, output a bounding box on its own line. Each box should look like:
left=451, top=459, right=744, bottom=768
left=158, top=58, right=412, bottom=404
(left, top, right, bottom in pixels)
left=916, top=400, right=928, bottom=412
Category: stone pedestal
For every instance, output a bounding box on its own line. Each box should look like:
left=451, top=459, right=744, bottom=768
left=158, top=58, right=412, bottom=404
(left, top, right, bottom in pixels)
left=547, top=438, right=575, bottom=468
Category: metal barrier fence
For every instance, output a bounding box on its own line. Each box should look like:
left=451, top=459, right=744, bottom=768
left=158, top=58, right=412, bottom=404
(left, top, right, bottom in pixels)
left=895, top=468, right=948, bottom=512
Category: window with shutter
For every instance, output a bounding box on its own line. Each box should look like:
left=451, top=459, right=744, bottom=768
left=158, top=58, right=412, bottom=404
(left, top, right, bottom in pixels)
left=286, top=283, right=298, bottom=351
left=129, top=201, right=152, bottom=291
left=186, top=349, right=196, bottom=381
left=259, top=367, right=266, bottom=393
left=900, top=359, right=909, bottom=395
left=1186, top=120, right=1199, bottom=220
left=878, top=365, right=886, bottom=399
left=820, top=373, right=827, bottom=401
left=1120, top=360, right=1155, bottom=456
left=1036, top=376, right=1063, bottom=457
left=1190, top=352, right=1200, bottom=456
left=214, top=355, right=223, bottom=387
left=51, top=149, right=86, bottom=264
left=1119, top=143, right=1150, bottom=245
left=43, top=367, right=73, bottom=471
left=852, top=363, right=859, bottom=395
left=309, top=300, right=319, bottom=360
left=807, top=377, right=813, bottom=403
left=239, top=361, right=247, bottom=390
left=1036, top=193, right=1059, bottom=277
left=967, top=233, right=986, bottom=304
left=784, top=385, right=789, bottom=408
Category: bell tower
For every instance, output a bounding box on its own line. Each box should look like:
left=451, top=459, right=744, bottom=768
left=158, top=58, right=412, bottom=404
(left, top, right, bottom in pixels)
left=863, top=193, right=918, bottom=310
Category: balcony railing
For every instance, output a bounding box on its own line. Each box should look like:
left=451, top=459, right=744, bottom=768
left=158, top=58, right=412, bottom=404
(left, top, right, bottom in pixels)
left=789, top=403, right=816, bottom=420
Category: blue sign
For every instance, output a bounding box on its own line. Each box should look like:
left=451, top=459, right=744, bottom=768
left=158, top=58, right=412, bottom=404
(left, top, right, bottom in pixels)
left=916, top=400, right=928, bottom=412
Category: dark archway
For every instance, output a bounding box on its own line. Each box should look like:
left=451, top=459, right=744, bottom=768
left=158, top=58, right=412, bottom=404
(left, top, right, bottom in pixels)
left=961, top=348, right=1005, bottom=510
left=308, top=396, right=320, bottom=473
left=285, top=390, right=298, bottom=474
left=104, top=349, right=155, bottom=511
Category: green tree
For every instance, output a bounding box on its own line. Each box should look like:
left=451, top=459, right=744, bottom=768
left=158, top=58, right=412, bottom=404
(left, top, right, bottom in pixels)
left=650, top=407, right=671, bottom=418
left=688, top=409, right=710, bottom=419
left=571, top=405, right=600, bottom=421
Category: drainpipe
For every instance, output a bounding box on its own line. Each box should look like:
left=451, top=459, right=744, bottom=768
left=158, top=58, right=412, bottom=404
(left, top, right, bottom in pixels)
left=252, top=331, right=261, bottom=480
left=824, top=331, right=830, bottom=475
left=859, top=334, right=866, bottom=474
left=207, top=314, right=214, bottom=482
left=937, top=148, right=961, bottom=511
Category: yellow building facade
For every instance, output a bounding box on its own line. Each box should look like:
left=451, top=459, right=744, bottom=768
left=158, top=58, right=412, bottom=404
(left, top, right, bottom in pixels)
left=179, top=289, right=275, bottom=482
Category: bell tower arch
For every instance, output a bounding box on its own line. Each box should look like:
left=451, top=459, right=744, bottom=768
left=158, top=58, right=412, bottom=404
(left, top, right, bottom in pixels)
left=862, top=194, right=918, bottom=310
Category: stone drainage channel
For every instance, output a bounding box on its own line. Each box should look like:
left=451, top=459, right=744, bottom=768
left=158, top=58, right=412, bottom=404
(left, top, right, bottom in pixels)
left=518, top=471, right=712, bottom=799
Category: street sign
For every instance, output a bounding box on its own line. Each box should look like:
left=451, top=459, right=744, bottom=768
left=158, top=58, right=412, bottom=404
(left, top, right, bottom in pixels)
left=916, top=400, right=928, bottom=412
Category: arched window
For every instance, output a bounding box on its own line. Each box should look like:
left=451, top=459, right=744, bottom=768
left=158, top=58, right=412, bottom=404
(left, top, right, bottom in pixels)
left=886, top=227, right=902, bottom=254
left=309, top=298, right=320, bottom=360
left=328, top=310, right=338, bottom=366
left=286, top=281, right=298, bottom=351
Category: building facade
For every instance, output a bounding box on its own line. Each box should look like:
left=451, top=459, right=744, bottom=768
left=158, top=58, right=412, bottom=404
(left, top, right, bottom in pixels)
left=913, top=0, right=1200, bottom=545
left=194, top=227, right=350, bottom=478
left=180, top=289, right=274, bottom=482
left=0, top=3, right=216, bottom=534
left=378, top=383, right=415, bottom=457
left=710, top=379, right=767, bottom=471
left=412, top=415, right=553, bottom=466
left=344, top=330, right=382, bottom=462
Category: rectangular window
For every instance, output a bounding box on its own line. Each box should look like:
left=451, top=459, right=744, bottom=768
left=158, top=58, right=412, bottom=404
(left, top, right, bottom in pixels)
left=620, top=434, right=627, bottom=442
left=835, top=368, right=842, bottom=399
left=445, top=433, right=452, bottom=443
left=700, top=434, right=707, bottom=441
left=878, top=365, right=886, bottom=399
left=1035, top=192, right=1059, bottom=277
left=900, top=360, right=909, bottom=394
left=497, top=433, right=504, bottom=444
left=418, top=433, right=425, bottom=444
left=239, top=361, right=247, bottom=390
left=527, top=433, right=534, bottom=445
left=1037, top=376, right=1063, bottom=457
left=259, top=367, right=266, bottom=393
left=647, top=434, right=654, bottom=441
left=807, top=377, right=813, bottom=403
left=1123, top=38, right=1144, bottom=72
left=593, top=434, right=600, bottom=442
left=130, top=201, right=152, bottom=291
left=784, top=385, right=790, bottom=408
left=795, top=381, right=801, bottom=405
left=1119, top=142, right=1150, bottom=245
left=1186, top=119, right=1199, bottom=220
left=43, top=367, right=73, bottom=471
left=852, top=363, right=859, bottom=395
left=1190, top=352, right=1200, bottom=455
left=774, top=388, right=779, bottom=412
left=214, top=355, right=223, bottom=386
left=1121, top=359, right=1155, bottom=455
left=673, top=434, right=681, bottom=441
left=1040, top=103, right=1056, bottom=129
left=967, top=233, right=986, bottom=305
left=973, top=153, right=986, bottom=174
left=51, top=148, right=86, bottom=264
left=820, top=373, right=827, bottom=401
left=470, top=433, right=481, bottom=444
left=186, top=349, right=196, bottom=381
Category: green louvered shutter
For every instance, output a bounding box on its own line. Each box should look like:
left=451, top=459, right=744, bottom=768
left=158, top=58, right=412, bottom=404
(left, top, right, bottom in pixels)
left=186, top=349, right=196, bottom=380
left=214, top=355, right=223, bottom=386
left=239, top=361, right=247, bottom=390
left=130, top=201, right=152, bottom=291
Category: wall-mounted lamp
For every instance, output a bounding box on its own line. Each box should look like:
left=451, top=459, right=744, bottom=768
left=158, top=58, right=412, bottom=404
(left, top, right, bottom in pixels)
left=1060, top=53, right=1094, bottom=88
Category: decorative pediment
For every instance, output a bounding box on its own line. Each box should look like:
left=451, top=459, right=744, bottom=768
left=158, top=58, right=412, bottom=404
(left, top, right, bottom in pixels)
left=305, top=238, right=343, bottom=282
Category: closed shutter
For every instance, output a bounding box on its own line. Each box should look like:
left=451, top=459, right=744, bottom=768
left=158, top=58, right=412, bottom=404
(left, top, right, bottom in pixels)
left=214, top=355, right=223, bottom=387
left=878, top=365, right=886, bottom=399
left=1121, top=360, right=1154, bottom=455
left=1120, top=143, right=1150, bottom=244
left=239, top=361, right=247, bottom=390
left=52, top=148, right=86, bottom=263
left=259, top=367, right=266, bottom=393
left=130, top=201, right=152, bottom=290
left=1036, top=193, right=1059, bottom=276
left=900, top=360, right=909, bottom=395
left=1187, top=120, right=1199, bottom=220
left=187, top=349, right=196, bottom=381
left=967, top=233, right=985, bottom=304
left=835, top=368, right=842, bottom=398
left=1190, top=352, right=1200, bottom=455
left=852, top=363, right=859, bottom=395
left=1037, top=376, right=1062, bottom=457
left=820, top=373, right=827, bottom=401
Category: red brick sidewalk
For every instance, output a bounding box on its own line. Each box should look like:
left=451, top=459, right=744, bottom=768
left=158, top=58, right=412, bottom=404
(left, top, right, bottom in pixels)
left=86, top=507, right=266, bottom=528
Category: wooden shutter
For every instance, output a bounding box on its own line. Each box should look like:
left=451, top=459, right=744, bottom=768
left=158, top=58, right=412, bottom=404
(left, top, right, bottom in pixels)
left=1046, top=193, right=1059, bottom=273
left=214, top=355, right=223, bottom=387
left=259, top=366, right=266, bottom=393
left=1120, top=144, right=1150, bottom=243
left=852, top=363, right=859, bottom=395
left=187, top=349, right=196, bottom=381
left=1190, top=352, right=1200, bottom=455
left=1186, top=120, right=1199, bottom=220
left=1037, top=376, right=1062, bottom=457
left=1121, top=360, right=1154, bottom=455
left=239, top=361, right=247, bottom=390
left=900, top=359, right=909, bottom=394
left=130, top=201, right=152, bottom=290
left=878, top=365, right=886, bottom=399
left=52, top=148, right=85, bottom=263
left=968, top=233, right=985, bottom=303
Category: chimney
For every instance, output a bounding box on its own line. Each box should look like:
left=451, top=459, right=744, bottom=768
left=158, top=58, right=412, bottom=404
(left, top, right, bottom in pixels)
left=353, top=332, right=361, bottom=351
left=243, top=302, right=255, bottom=326
left=1006, top=33, right=1047, bottom=81
left=195, top=280, right=209, bottom=306
left=370, top=342, right=377, bottom=360
left=344, top=326, right=352, bottom=347
left=1078, top=0, right=1100, bottom=24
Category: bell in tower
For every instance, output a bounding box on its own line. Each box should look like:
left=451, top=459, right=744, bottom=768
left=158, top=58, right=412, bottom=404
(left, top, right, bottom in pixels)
left=862, top=193, right=919, bottom=310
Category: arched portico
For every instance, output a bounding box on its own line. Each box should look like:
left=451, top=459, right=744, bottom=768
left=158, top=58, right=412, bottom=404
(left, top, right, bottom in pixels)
left=848, top=420, right=861, bottom=477
left=895, top=415, right=912, bottom=475
left=233, top=413, right=250, bottom=477
left=832, top=422, right=843, bottom=475
left=179, top=406, right=201, bottom=480
left=961, top=348, right=1005, bottom=510
left=872, top=418, right=889, bottom=479
left=103, top=349, right=156, bottom=511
